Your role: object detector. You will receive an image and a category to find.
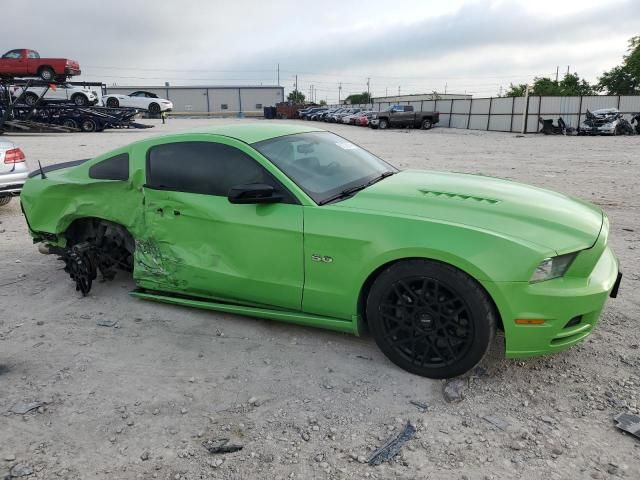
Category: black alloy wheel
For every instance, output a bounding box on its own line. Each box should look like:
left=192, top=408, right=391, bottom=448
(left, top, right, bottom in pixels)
left=367, top=259, right=496, bottom=378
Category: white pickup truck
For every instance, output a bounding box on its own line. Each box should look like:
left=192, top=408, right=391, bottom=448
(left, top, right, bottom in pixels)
left=11, top=83, right=100, bottom=106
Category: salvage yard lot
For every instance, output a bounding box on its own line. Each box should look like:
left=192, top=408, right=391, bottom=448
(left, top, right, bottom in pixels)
left=1, top=119, right=639, bottom=479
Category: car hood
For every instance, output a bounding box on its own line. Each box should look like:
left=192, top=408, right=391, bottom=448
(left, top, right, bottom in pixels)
left=336, top=170, right=603, bottom=254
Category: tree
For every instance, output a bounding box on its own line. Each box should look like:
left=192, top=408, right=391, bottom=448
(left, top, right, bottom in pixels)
left=598, top=36, right=640, bottom=94
left=319, top=99, right=327, bottom=106
left=345, top=92, right=372, bottom=105
left=503, top=73, right=594, bottom=96
left=559, top=73, right=595, bottom=95
left=504, top=83, right=527, bottom=97
left=287, top=89, right=305, bottom=103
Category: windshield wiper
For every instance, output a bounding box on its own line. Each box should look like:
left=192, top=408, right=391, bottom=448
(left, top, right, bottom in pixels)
left=318, top=171, right=395, bottom=206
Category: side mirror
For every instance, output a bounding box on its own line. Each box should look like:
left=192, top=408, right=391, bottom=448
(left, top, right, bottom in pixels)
left=228, top=183, right=283, bottom=204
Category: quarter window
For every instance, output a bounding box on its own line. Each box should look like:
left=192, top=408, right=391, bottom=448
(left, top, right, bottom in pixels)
left=221, top=104, right=228, bottom=110
left=146, top=141, right=295, bottom=202
left=89, top=153, right=129, bottom=180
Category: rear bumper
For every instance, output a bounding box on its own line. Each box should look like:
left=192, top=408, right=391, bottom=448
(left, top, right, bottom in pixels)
left=0, top=164, right=29, bottom=196
left=484, top=246, right=619, bottom=358
left=65, top=67, right=81, bottom=76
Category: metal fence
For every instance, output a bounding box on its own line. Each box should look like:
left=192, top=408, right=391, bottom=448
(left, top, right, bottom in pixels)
left=328, top=95, right=640, bottom=133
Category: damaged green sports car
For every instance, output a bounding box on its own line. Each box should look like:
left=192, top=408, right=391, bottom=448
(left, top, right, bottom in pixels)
left=20, top=124, right=621, bottom=378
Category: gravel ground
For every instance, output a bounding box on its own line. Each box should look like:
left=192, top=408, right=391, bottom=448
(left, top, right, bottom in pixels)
left=1, top=119, right=638, bottom=480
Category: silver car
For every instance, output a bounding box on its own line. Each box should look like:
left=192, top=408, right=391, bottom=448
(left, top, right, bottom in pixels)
left=0, top=141, right=30, bottom=207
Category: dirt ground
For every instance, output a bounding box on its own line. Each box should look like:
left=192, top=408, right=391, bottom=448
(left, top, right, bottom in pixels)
left=1, top=119, right=638, bottom=480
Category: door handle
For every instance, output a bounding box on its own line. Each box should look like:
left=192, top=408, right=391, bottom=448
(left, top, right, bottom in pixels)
left=173, top=210, right=181, bottom=216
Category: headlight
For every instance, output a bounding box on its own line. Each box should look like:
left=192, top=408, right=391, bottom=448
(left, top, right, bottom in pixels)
left=530, top=253, right=577, bottom=283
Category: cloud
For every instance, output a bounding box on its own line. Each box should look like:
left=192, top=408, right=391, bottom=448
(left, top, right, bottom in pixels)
left=0, top=0, right=637, bottom=99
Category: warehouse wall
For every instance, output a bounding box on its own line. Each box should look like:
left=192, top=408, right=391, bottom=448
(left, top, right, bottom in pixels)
left=105, top=86, right=284, bottom=115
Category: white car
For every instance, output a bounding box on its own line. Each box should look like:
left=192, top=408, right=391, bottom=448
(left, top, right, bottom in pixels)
left=0, top=141, right=29, bottom=208
left=102, top=91, right=173, bottom=114
left=12, top=83, right=99, bottom=106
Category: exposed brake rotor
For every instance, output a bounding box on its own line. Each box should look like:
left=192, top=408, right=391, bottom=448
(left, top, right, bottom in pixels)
left=64, top=244, right=97, bottom=296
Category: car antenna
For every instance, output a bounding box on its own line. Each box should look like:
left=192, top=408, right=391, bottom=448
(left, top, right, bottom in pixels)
left=37, top=160, right=47, bottom=179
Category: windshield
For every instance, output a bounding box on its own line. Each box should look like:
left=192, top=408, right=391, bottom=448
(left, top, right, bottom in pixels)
left=253, top=131, right=397, bottom=205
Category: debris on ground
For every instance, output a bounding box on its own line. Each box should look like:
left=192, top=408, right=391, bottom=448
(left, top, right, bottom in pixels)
left=367, top=421, right=416, bottom=466
left=442, top=378, right=466, bottom=403
left=409, top=400, right=429, bottom=411
left=202, top=439, right=244, bottom=454
left=96, top=319, right=117, bottom=327
left=10, top=401, right=42, bottom=415
left=613, top=413, right=640, bottom=440
left=9, top=463, right=33, bottom=477
left=482, top=415, right=510, bottom=431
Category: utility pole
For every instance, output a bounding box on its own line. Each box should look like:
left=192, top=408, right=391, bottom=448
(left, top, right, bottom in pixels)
left=295, top=75, right=298, bottom=94
left=338, top=83, right=342, bottom=104
left=555, top=65, right=559, bottom=82
left=566, top=65, right=570, bottom=76
left=398, top=86, right=401, bottom=96
left=277, top=63, right=280, bottom=86
left=444, top=82, right=447, bottom=94
left=366, top=77, right=370, bottom=102
left=521, top=84, right=530, bottom=134
left=385, top=87, right=388, bottom=97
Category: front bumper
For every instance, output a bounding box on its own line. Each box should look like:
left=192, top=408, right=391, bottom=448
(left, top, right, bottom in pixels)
left=484, top=245, right=619, bottom=358
left=65, top=67, right=81, bottom=76
left=160, top=103, right=173, bottom=112
left=0, top=163, right=29, bottom=197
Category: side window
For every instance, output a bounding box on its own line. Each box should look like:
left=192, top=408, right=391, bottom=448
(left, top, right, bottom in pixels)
left=221, top=104, right=228, bottom=110
left=89, top=153, right=129, bottom=180
left=27, top=51, right=39, bottom=59
left=3, top=50, right=22, bottom=59
left=146, top=141, right=296, bottom=202
left=255, top=103, right=262, bottom=109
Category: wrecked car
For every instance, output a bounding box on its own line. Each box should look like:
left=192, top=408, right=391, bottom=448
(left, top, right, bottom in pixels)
left=579, top=108, right=634, bottom=135
left=20, top=124, right=621, bottom=378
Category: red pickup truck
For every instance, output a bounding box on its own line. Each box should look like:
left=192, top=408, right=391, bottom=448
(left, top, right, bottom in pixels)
left=0, top=49, right=81, bottom=81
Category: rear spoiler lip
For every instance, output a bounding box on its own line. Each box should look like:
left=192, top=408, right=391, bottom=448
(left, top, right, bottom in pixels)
left=28, top=158, right=90, bottom=178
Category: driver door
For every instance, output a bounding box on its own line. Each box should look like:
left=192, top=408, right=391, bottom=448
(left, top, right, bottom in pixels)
left=135, top=138, right=304, bottom=310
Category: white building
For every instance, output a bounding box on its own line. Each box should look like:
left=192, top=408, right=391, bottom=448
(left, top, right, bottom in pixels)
left=105, top=85, right=284, bottom=115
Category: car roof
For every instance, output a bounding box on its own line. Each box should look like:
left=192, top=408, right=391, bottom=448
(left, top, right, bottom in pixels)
left=183, top=123, right=324, bottom=144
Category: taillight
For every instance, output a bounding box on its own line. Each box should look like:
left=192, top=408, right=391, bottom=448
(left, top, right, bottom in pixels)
left=4, top=148, right=26, bottom=163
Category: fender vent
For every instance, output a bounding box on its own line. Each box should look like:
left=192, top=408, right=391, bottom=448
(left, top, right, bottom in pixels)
left=418, top=189, right=500, bottom=205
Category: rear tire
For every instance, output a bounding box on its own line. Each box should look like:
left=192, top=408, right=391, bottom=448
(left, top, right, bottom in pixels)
left=72, top=94, right=88, bottom=106
left=366, top=259, right=496, bottom=379
left=148, top=102, right=161, bottom=114
left=62, top=118, right=78, bottom=129
left=24, top=92, right=39, bottom=107
left=39, top=67, right=55, bottom=82
left=80, top=118, right=97, bottom=132
left=106, top=97, right=119, bottom=108
left=421, top=118, right=433, bottom=130
left=0, top=197, right=12, bottom=207
left=379, top=119, right=388, bottom=129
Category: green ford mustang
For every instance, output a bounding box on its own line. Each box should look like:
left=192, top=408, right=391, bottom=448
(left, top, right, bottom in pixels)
left=20, top=124, right=621, bottom=378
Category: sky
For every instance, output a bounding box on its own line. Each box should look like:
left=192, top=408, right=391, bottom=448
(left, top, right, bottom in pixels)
left=1, top=0, right=638, bottom=102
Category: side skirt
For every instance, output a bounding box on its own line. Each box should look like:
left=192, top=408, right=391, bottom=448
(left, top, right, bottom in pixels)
left=130, top=289, right=358, bottom=335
